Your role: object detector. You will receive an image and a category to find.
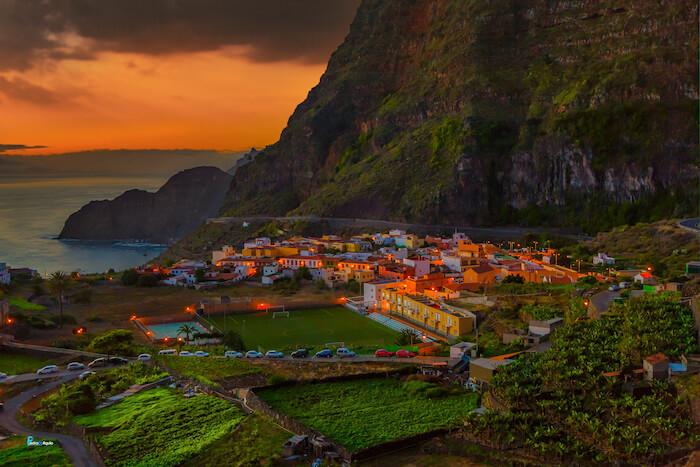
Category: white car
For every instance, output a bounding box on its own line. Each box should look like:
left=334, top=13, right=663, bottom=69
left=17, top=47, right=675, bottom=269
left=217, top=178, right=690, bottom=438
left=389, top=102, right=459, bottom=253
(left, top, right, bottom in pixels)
left=36, top=365, right=59, bottom=375
left=0, top=372, right=8, bottom=381
left=79, top=370, right=96, bottom=380
left=66, top=362, right=85, bottom=371
left=158, top=349, right=177, bottom=355
left=194, top=351, right=209, bottom=357
left=245, top=350, right=263, bottom=358
left=224, top=351, right=243, bottom=358
left=179, top=351, right=194, bottom=357
left=137, top=353, right=152, bottom=361
left=336, top=347, right=356, bottom=358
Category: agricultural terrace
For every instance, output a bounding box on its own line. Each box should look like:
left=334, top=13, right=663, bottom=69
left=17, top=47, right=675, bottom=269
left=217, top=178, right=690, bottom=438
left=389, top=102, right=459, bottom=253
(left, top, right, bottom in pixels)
left=74, top=388, right=245, bottom=467
left=208, top=306, right=398, bottom=351
left=156, top=355, right=264, bottom=387
left=258, top=377, right=478, bottom=451
left=0, top=351, right=56, bottom=375
left=0, top=436, right=70, bottom=467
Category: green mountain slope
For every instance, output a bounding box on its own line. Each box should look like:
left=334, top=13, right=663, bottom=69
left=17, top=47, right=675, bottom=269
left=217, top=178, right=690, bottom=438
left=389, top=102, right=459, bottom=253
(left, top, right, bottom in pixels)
left=221, top=0, right=698, bottom=232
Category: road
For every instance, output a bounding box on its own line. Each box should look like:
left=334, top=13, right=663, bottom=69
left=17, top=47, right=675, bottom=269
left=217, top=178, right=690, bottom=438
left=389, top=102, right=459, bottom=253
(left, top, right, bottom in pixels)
left=216, top=354, right=452, bottom=365
left=2, top=369, right=86, bottom=385
left=0, top=374, right=97, bottom=467
left=207, top=215, right=591, bottom=241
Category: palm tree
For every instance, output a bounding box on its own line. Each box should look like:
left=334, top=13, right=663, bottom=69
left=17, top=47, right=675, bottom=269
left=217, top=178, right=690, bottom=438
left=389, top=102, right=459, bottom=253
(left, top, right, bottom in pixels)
left=177, top=323, right=197, bottom=344
left=48, top=271, right=70, bottom=328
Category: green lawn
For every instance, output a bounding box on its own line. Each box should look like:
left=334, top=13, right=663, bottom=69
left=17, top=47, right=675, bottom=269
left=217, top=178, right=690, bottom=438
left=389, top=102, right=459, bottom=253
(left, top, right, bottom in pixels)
left=8, top=297, right=46, bottom=311
left=0, top=437, right=70, bottom=467
left=156, top=356, right=263, bottom=387
left=0, top=351, right=54, bottom=375
left=257, top=377, right=479, bottom=451
left=75, top=387, right=245, bottom=467
left=208, top=306, right=398, bottom=351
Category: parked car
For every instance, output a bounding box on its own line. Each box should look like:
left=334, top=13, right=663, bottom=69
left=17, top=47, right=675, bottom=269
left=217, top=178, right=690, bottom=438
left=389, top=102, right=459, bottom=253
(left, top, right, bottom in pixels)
left=290, top=348, right=308, bottom=359
left=314, top=349, right=333, bottom=359
left=36, top=365, right=59, bottom=375
left=608, top=284, right=620, bottom=292
left=0, top=372, right=8, bottom=381
left=158, top=349, right=177, bottom=355
left=194, top=351, right=209, bottom=357
left=619, top=282, right=630, bottom=289
left=265, top=350, right=284, bottom=359
left=245, top=350, right=263, bottom=358
left=79, top=370, right=96, bottom=380
left=374, top=349, right=394, bottom=358
left=108, top=357, right=129, bottom=366
left=395, top=349, right=416, bottom=358
left=66, top=362, right=86, bottom=371
left=179, top=351, right=194, bottom=357
left=336, top=347, right=356, bottom=358
left=88, top=358, right=107, bottom=368
left=224, top=351, right=243, bottom=358
left=137, top=353, right=152, bottom=362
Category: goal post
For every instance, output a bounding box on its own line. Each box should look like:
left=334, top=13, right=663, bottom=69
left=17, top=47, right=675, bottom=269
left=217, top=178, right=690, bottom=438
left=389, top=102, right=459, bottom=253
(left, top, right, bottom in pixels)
left=269, top=305, right=288, bottom=318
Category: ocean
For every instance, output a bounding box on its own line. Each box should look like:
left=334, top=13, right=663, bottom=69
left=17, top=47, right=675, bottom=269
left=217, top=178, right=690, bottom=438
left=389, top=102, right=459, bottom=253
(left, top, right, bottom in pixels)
left=0, top=176, right=169, bottom=275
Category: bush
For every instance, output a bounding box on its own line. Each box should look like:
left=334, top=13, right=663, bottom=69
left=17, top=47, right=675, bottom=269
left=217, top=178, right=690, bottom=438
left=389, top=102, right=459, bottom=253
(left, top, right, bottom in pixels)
left=87, top=329, right=135, bottom=355
left=395, top=328, right=420, bottom=346
left=222, top=330, right=246, bottom=351
left=121, top=269, right=138, bottom=286
left=503, top=274, right=525, bottom=284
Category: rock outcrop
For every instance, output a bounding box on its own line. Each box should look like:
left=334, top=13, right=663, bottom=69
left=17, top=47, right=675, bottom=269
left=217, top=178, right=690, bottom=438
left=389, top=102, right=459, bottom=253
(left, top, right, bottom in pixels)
left=220, top=0, right=698, bottom=232
left=59, top=167, right=232, bottom=243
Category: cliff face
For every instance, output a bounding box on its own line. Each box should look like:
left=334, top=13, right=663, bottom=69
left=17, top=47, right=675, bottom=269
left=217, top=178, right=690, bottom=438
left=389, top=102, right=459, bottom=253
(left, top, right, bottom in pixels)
left=221, top=0, right=698, bottom=232
left=60, top=167, right=232, bottom=243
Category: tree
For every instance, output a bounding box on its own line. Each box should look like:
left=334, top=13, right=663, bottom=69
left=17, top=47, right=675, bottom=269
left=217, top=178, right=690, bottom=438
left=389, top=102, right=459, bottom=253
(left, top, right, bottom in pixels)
left=195, top=269, right=206, bottom=283
left=87, top=329, right=134, bottom=355
left=48, top=271, right=70, bottom=328
left=395, top=328, right=420, bottom=346
left=121, top=269, right=138, bottom=286
left=177, top=324, right=197, bottom=344
left=222, top=330, right=246, bottom=351
left=137, top=274, right=159, bottom=287
left=503, top=274, right=525, bottom=284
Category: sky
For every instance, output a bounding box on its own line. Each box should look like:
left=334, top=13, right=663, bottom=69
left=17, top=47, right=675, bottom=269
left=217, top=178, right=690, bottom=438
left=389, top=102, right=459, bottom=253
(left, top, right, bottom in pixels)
left=0, top=0, right=360, bottom=155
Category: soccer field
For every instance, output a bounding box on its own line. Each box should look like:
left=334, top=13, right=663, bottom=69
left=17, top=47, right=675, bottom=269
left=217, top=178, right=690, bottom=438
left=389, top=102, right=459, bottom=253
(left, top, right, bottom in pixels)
left=207, top=306, right=398, bottom=351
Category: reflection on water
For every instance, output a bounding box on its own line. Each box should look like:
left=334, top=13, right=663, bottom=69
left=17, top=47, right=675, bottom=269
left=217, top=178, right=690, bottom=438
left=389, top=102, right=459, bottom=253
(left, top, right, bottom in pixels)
left=0, top=177, right=168, bottom=275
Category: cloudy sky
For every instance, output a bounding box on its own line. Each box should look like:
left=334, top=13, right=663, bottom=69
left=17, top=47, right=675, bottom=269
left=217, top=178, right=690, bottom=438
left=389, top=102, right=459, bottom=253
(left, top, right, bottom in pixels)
left=0, top=0, right=360, bottom=155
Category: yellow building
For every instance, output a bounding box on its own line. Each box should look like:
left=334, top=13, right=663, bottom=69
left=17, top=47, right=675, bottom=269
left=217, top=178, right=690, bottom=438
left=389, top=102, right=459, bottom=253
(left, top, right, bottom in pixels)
left=381, top=290, right=475, bottom=340
left=241, top=246, right=300, bottom=257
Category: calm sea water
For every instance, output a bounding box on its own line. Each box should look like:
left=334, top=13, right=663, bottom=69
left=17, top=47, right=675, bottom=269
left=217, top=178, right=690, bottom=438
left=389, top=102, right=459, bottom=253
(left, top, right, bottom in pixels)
left=0, top=177, right=168, bottom=275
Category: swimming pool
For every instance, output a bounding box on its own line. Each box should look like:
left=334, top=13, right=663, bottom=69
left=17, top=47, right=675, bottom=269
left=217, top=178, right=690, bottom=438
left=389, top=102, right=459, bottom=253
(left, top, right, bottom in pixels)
left=145, top=321, right=208, bottom=339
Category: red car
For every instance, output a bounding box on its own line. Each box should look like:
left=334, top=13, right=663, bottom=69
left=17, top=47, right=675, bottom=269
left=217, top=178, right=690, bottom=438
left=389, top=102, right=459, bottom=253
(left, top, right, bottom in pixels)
left=395, top=349, right=416, bottom=358
left=374, top=349, right=395, bottom=358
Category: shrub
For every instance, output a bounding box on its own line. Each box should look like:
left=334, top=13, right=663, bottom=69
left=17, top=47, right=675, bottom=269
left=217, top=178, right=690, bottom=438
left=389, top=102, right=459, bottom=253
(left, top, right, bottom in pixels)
left=137, top=274, right=159, bottom=287
left=87, top=329, right=135, bottom=355
left=222, top=330, right=246, bottom=351
left=120, top=269, right=138, bottom=286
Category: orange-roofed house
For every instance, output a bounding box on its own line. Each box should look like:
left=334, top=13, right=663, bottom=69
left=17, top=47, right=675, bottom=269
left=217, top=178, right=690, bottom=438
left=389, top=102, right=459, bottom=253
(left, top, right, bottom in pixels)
left=463, top=263, right=498, bottom=286
left=405, top=273, right=448, bottom=294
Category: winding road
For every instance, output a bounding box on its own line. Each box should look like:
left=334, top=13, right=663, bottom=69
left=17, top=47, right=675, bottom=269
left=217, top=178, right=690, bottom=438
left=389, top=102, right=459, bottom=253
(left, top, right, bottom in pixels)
left=0, top=374, right=97, bottom=467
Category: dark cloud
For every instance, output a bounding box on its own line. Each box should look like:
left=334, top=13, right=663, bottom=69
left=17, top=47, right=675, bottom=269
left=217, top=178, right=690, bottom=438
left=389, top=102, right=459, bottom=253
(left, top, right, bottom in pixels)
left=0, top=0, right=361, bottom=71
left=0, top=76, right=63, bottom=105
left=0, top=144, right=48, bottom=152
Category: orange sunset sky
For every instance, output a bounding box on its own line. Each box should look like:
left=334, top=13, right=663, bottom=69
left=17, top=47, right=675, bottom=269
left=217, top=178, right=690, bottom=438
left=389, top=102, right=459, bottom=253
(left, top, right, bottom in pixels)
left=0, top=0, right=360, bottom=156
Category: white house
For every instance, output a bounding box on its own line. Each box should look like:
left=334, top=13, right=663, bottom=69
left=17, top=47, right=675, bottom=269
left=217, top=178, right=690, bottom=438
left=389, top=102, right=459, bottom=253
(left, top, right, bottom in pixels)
left=243, top=237, right=272, bottom=249
left=593, top=252, right=615, bottom=266
left=0, top=263, right=10, bottom=285
left=363, top=279, right=400, bottom=309
left=403, top=257, right=431, bottom=277
left=634, top=271, right=657, bottom=285
left=450, top=341, right=476, bottom=359
left=529, top=317, right=564, bottom=336
left=262, top=263, right=280, bottom=276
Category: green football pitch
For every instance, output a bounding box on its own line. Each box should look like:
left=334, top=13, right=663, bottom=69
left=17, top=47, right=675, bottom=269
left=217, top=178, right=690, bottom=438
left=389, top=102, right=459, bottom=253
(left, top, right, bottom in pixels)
left=207, top=306, right=398, bottom=351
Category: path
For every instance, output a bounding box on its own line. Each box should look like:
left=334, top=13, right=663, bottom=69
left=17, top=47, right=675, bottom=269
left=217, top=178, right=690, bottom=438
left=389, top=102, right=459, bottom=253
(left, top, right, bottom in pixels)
left=0, top=374, right=97, bottom=467
left=207, top=215, right=590, bottom=240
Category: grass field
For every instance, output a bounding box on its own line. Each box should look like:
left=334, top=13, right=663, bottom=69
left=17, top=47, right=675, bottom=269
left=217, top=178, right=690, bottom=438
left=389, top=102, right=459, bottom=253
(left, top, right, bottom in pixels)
left=182, top=414, right=289, bottom=467
left=157, top=356, right=263, bottom=387
left=0, top=437, right=70, bottom=467
left=0, top=351, right=55, bottom=375
left=257, top=377, right=479, bottom=451
left=208, top=306, right=398, bottom=351
left=8, top=297, right=46, bottom=311
left=75, top=387, right=245, bottom=467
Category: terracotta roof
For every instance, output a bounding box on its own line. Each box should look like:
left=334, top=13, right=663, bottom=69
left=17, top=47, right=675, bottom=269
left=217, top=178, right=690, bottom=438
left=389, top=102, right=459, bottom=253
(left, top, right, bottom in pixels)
left=468, top=263, right=495, bottom=274
left=644, top=352, right=669, bottom=365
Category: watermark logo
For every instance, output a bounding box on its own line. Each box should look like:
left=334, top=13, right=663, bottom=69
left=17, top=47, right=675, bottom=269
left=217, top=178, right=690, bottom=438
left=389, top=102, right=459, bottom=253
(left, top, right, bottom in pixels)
left=27, top=435, right=54, bottom=447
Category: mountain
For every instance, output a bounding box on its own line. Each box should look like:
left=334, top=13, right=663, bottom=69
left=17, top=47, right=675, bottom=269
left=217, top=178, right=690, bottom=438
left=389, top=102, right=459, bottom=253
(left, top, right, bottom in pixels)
left=220, top=0, right=698, bottom=233
left=59, top=167, right=232, bottom=243
left=0, top=149, right=242, bottom=179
